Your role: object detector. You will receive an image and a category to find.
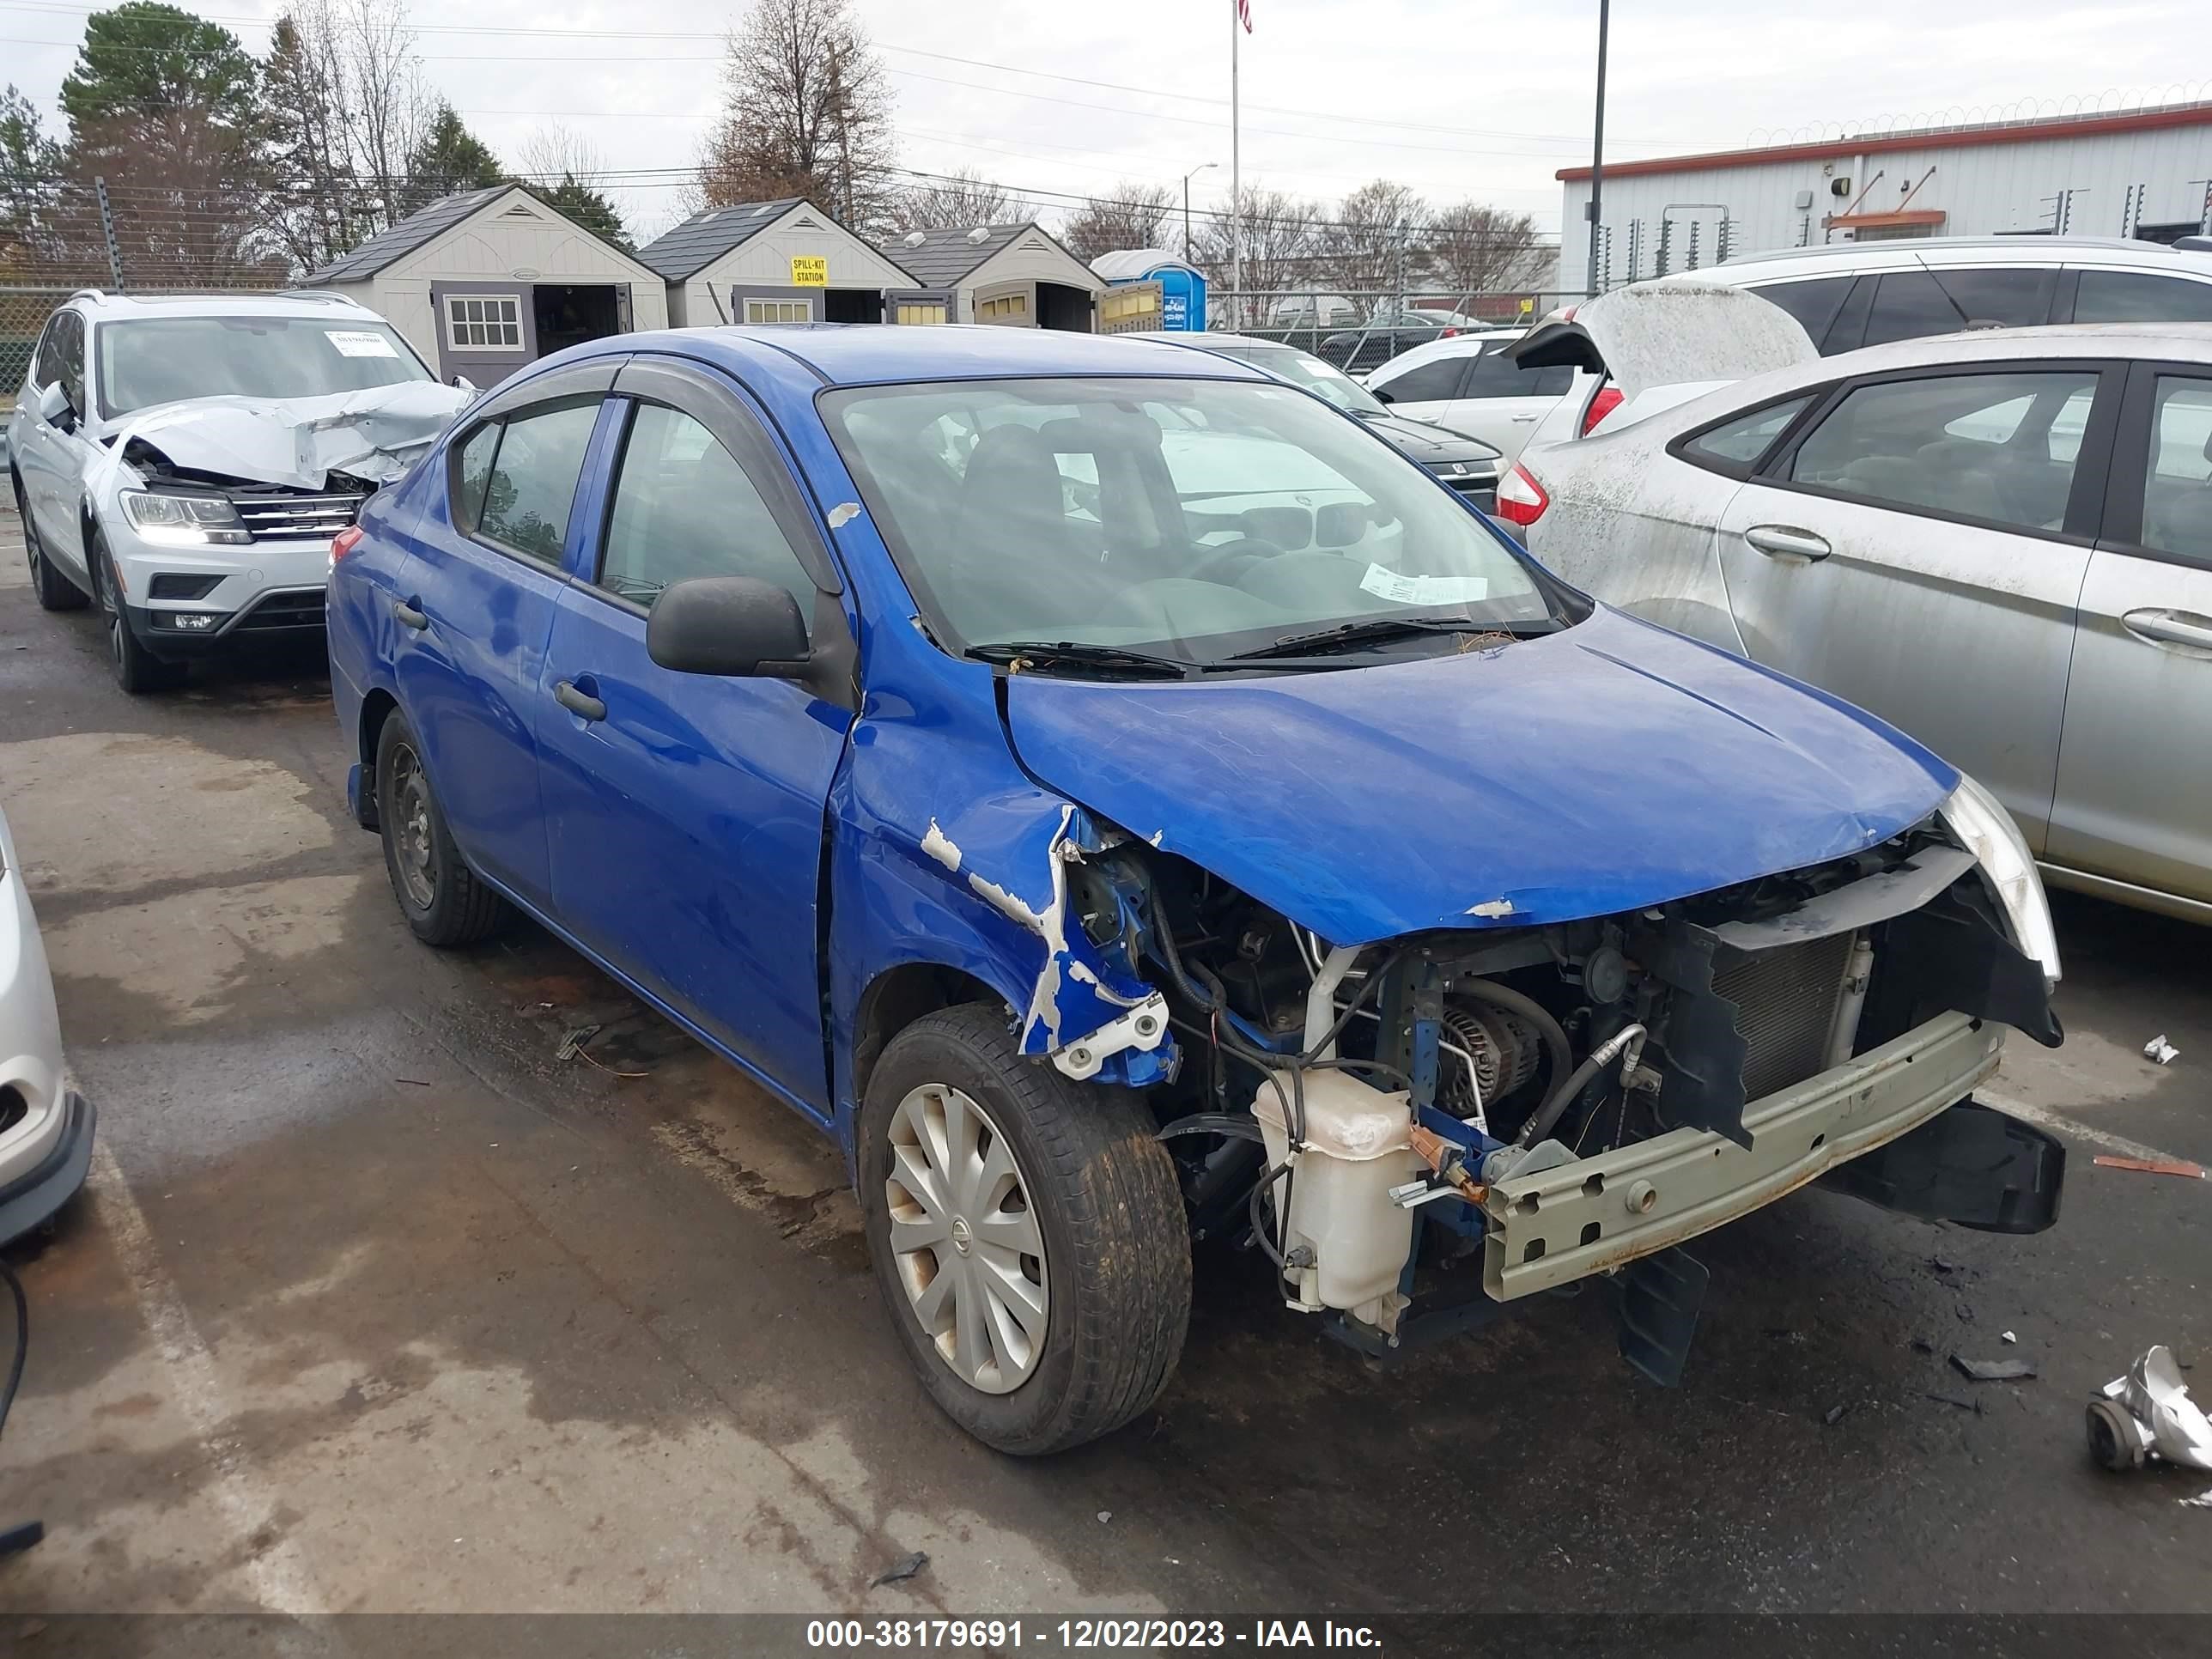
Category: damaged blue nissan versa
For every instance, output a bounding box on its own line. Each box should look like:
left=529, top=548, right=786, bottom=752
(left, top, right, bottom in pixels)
left=328, top=325, right=2067, bottom=1454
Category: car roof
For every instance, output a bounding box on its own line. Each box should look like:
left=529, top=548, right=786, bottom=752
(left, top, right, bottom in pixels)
left=1698, top=237, right=2212, bottom=285
left=1368, top=328, right=1523, bottom=374
left=631, top=323, right=1271, bottom=386
left=65, top=289, right=384, bottom=322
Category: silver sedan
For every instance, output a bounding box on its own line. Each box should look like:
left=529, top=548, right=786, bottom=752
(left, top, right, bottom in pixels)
left=1507, top=319, right=2212, bottom=924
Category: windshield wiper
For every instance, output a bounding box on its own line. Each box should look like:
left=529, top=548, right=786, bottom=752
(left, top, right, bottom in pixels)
left=965, top=640, right=1206, bottom=679
left=1228, top=616, right=1547, bottom=660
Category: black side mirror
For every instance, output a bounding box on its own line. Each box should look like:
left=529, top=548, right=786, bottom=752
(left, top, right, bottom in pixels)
left=1370, top=386, right=1395, bottom=404
left=647, top=575, right=811, bottom=678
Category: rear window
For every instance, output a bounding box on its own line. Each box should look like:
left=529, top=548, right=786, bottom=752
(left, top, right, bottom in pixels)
left=2073, top=270, right=2212, bottom=325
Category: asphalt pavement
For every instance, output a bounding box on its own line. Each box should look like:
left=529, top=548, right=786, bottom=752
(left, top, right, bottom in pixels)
left=0, top=501, right=2208, bottom=1628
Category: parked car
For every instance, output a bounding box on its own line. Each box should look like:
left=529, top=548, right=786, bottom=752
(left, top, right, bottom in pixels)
left=331, top=325, right=2063, bottom=1455
left=7, top=289, right=467, bottom=693
left=1122, top=331, right=1502, bottom=508
left=0, top=803, right=94, bottom=1246
left=1502, top=289, right=2212, bottom=923
left=1500, top=237, right=2212, bottom=456
left=1366, top=330, right=1587, bottom=463
left=1321, top=307, right=1480, bottom=374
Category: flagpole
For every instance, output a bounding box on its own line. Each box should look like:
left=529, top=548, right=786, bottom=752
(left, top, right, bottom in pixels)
left=1230, top=0, right=1242, bottom=328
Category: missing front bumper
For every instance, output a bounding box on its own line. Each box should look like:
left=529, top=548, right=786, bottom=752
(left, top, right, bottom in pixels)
left=1482, top=1011, right=2002, bottom=1301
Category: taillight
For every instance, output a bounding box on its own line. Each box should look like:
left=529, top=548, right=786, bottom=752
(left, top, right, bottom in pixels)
left=1440, top=326, right=1459, bottom=337
left=1495, top=464, right=1549, bottom=527
left=1582, top=385, right=1625, bottom=435
left=330, top=525, right=366, bottom=563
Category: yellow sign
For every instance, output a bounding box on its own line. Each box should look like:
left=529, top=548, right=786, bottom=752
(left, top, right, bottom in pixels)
left=791, top=256, right=828, bottom=287
left=1517, top=296, right=1534, bottom=316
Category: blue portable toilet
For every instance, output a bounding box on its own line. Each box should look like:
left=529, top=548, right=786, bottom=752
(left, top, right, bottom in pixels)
left=1090, top=249, right=1208, bottom=332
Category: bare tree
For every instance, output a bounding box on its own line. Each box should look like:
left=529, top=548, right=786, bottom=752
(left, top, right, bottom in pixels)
left=1425, top=201, right=1547, bottom=300
left=1057, top=180, right=1174, bottom=263
left=515, top=121, right=603, bottom=185
left=1313, top=179, right=1427, bottom=314
left=1189, top=183, right=1323, bottom=326
left=332, top=0, right=429, bottom=225
left=694, top=0, right=894, bottom=224
left=886, top=167, right=1028, bottom=231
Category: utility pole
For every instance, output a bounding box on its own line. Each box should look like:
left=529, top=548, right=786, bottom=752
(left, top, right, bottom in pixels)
left=1584, top=0, right=1610, bottom=298
left=827, top=41, right=854, bottom=224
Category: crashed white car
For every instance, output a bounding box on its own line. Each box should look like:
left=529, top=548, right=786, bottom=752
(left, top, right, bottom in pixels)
left=7, top=291, right=469, bottom=692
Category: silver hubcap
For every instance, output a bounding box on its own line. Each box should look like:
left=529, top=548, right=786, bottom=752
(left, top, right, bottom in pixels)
left=389, top=746, right=437, bottom=909
left=885, top=1084, right=1048, bottom=1395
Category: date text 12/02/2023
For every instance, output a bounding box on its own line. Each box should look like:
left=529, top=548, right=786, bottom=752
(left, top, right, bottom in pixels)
left=804, top=1619, right=1385, bottom=1649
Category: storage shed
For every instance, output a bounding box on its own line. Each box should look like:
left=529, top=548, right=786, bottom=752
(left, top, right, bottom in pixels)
left=886, top=223, right=1103, bottom=329
left=301, top=183, right=668, bottom=386
left=639, top=198, right=920, bottom=327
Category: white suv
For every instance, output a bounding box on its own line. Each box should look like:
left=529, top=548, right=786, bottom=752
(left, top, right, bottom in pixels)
left=7, top=289, right=465, bottom=692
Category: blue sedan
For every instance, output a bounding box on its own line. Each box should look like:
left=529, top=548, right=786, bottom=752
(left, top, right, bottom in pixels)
left=328, top=325, right=2065, bottom=1454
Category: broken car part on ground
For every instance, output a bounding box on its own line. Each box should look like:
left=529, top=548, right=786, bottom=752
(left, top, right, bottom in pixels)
left=327, top=325, right=2069, bottom=1455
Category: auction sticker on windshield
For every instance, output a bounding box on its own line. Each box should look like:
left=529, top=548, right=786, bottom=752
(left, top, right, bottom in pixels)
left=1359, top=564, right=1489, bottom=606
left=325, top=330, right=399, bottom=358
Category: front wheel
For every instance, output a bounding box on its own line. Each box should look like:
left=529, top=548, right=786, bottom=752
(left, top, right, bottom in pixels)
left=374, top=712, right=507, bottom=947
left=92, top=532, right=185, bottom=693
left=858, top=1004, right=1191, bottom=1455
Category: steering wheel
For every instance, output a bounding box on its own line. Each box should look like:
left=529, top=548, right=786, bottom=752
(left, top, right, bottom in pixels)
left=1186, top=537, right=1287, bottom=586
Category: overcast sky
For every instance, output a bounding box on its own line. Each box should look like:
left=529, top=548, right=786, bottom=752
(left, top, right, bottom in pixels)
left=5, top=0, right=2203, bottom=240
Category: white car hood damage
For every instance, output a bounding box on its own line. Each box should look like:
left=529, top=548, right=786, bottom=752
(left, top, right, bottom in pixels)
left=1514, top=281, right=1818, bottom=401
left=97, top=380, right=471, bottom=493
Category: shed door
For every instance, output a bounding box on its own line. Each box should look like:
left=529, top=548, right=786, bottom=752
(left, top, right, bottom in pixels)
left=886, top=289, right=955, bottom=325
left=431, top=281, right=538, bottom=387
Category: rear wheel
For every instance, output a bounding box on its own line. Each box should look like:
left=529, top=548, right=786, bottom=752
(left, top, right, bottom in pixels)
left=858, top=1004, right=1190, bottom=1455
left=374, top=712, right=506, bottom=946
left=11, top=482, right=88, bottom=612
left=92, top=531, right=185, bottom=693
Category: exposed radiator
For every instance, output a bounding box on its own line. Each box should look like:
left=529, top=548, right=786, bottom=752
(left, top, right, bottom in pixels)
left=1711, top=932, right=1856, bottom=1103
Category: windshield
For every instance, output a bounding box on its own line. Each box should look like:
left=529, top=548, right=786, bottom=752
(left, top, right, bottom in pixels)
left=823, top=375, right=1563, bottom=663
left=1203, top=344, right=1384, bottom=416
left=97, top=316, right=431, bottom=417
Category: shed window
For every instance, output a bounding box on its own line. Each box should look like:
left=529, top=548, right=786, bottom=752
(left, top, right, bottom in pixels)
left=895, top=302, right=948, bottom=325
left=744, top=299, right=813, bottom=324
left=979, top=293, right=1030, bottom=320
left=445, top=294, right=523, bottom=351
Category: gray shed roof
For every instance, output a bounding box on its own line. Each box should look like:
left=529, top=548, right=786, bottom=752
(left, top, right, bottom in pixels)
left=635, top=198, right=811, bottom=281
left=886, top=222, right=1085, bottom=287
left=301, top=185, right=508, bottom=284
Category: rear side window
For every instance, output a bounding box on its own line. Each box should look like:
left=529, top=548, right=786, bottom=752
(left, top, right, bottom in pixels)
left=1787, top=369, right=2098, bottom=534
left=1459, top=343, right=1571, bottom=399
left=473, top=400, right=600, bottom=565
left=451, top=423, right=501, bottom=534
left=1749, top=277, right=1854, bottom=350
left=2140, top=375, right=2212, bottom=562
left=1681, top=394, right=1814, bottom=471
left=1372, top=355, right=1467, bottom=402
left=1861, top=268, right=2054, bottom=348
left=2074, top=271, right=2212, bottom=325
left=597, top=403, right=817, bottom=623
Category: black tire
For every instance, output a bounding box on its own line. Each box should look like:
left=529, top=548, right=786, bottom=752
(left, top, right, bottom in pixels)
left=374, top=711, right=506, bottom=947
left=10, top=478, right=89, bottom=612
left=857, top=1004, right=1190, bottom=1455
left=91, top=530, right=186, bottom=693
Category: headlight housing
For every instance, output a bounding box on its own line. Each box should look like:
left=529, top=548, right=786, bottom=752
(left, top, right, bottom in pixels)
left=119, top=489, right=248, bottom=547
left=1940, top=773, right=2060, bottom=983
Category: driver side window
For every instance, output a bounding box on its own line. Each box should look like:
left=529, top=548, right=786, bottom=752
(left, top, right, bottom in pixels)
left=596, top=402, right=817, bottom=626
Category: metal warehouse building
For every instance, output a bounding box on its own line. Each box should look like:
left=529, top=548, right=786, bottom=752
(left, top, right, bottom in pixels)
left=1561, top=100, right=2212, bottom=291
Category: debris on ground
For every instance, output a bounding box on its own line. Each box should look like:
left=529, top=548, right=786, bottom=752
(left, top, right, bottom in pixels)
left=2002, top=1330, right=2018, bottom=1345
left=1952, top=1354, right=2037, bottom=1382
left=1929, top=1255, right=1960, bottom=1275
left=1956, top=1302, right=1975, bottom=1322
left=555, top=1024, right=602, bottom=1061
left=2143, top=1034, right=2181, bottom=1066
left=871, top=1551, right=928, bottom=1587
left=2182, top=1490, right=2212, bottom=1510
left=1097, top=1511, right=1112, bottom=1524
left=1824, top=1404, right=1849, bottom=1425
left=2088, top=1345, right=2212, bottom=1474
left=1923, top=1390, right=1984, bottom=1415
left=1911, top=1335, right=1936, bottom=1355
left=2092, top=1154, right=2207, bottom=1180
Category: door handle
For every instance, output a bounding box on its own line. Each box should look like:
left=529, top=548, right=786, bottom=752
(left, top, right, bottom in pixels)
left=1510, top=413, right=1540, bottom=422
left=2123, top=608, right=2212, bottom=653
left=392, top=599, right=428, bottom=631
left=1743, top=525, right=1832, bottom=562
left=555, top=679, right=607, bottom=721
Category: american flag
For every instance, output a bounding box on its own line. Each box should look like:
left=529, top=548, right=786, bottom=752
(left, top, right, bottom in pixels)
left=1237, top=0, right=1251, bottom=30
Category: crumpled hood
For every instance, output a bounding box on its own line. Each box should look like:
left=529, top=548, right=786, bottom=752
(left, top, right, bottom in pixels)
left=98, top=380, right=471, bottom=491
left=1002, top=605, right=1956, bottom=945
